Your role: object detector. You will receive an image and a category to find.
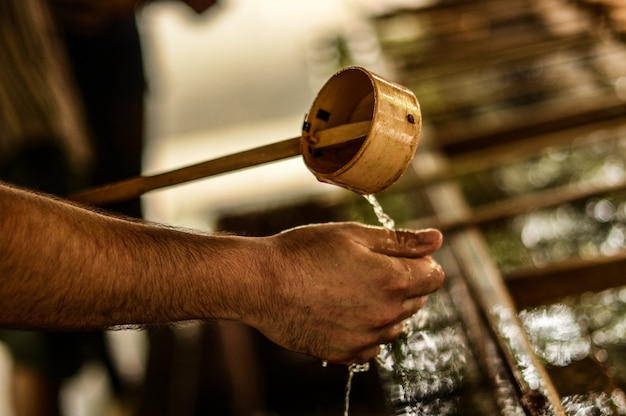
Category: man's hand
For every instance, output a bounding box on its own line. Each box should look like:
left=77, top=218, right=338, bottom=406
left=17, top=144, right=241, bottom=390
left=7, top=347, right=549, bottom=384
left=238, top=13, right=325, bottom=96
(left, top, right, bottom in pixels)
left=0, top=183, right=443, bottom=363
left=242, top=223, right=444, bottom=365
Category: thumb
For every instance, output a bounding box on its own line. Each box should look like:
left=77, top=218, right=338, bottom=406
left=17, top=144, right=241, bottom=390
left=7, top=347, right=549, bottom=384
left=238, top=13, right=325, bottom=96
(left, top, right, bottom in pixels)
left=368, top=228, right=443, bottom=258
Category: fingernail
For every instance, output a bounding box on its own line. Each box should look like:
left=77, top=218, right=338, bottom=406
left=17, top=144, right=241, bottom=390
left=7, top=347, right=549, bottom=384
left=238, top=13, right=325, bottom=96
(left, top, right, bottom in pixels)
left=414, top=229, right=440, bottom=245
left=398, top=229, right=440, bottom=247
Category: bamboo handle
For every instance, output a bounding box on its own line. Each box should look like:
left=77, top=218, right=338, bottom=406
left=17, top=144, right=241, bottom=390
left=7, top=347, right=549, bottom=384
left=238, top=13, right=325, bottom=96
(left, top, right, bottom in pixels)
left=307, top=120, right=370, bottom=148
left=68, top=121, right=371, bottom=206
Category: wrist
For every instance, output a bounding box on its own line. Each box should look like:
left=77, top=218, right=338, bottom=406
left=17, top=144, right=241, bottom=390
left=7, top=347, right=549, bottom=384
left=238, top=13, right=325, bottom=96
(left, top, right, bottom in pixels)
left=189, top=233, right=276, bottom=324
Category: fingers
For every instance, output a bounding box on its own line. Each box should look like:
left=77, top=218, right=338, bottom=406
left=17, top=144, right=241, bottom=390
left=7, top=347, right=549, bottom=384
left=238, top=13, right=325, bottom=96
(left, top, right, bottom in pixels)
left=344, top=258, right=443, bottom=364
left=345, top=239, right=445, bottom=365
left=374, top=296, right=428, bottom=333
left=343, top=312, right=420, bottom=365
left=315, top=293, right=438, bottom=366
left=266, top=222, right=446, bottom=367
left=401, top=295, right=428, bottom=318
left=404, top=256, right=446, bottom=298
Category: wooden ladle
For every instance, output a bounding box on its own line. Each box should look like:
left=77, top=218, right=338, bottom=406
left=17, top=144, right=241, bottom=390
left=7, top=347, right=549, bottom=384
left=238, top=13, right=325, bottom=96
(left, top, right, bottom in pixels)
left=68, top=66, right=421, bottom=206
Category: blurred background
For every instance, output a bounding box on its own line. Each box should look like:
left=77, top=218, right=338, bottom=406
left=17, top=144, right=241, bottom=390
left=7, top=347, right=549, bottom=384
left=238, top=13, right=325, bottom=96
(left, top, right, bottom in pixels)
left=1, top=0, right=626, bottom=415
left=138, top=0, right=402, bottom=227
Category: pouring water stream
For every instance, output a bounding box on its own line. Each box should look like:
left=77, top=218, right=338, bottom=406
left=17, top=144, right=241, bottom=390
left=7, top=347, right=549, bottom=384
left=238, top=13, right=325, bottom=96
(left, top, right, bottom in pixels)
left=342, top=194, right=397, bottom=416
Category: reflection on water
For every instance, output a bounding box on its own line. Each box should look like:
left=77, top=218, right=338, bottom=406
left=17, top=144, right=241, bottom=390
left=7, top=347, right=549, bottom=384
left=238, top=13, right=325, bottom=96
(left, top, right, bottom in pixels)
left=569, top=286, right=626, bottom=390
left=509, top=195, right=626, bottom=270
left=490, top=126, right=626, bottom=202
left=379, top=286, right=626, bottom=415
left=558, top=391, right=626, bottom=416
left=520, top=304, right=590, bottom=367
left=476, top=123, right=626, bottom=272
left=378, top=325, right=469, bottom=401
left=376, top=290, right=485, bottom=415
left=520, top=288, right=626, bottom=373
left=519, top=287, right=626, bottom=415
left=492, top=305, right=545, bottom=393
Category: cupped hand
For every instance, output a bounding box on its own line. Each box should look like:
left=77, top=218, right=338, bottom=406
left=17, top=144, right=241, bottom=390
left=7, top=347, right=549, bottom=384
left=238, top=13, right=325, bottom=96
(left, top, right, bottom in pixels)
left=242, top=222, right=444, bottom=365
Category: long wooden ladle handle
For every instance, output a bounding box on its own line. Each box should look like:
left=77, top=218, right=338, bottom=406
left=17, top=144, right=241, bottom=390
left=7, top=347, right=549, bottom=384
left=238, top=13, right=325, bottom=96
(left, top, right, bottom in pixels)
left=67, top=121, right=371, bottom=206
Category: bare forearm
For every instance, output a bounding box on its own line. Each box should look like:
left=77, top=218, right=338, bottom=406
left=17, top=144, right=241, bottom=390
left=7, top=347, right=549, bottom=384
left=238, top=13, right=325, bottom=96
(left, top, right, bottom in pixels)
left=0, top=183, right=260, bottom=329
left=0, top=182, right=445, bottom=364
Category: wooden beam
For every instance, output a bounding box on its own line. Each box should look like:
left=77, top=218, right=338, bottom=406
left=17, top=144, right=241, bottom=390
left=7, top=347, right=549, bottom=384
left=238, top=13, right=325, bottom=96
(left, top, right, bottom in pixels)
left=505, top=251, right=626, bottom=309
left=409, top=177, right=626, bottom=233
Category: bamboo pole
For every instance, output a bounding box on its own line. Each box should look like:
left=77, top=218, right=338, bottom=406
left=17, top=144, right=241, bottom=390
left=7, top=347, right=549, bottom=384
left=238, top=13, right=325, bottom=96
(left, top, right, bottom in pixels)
left=449, top=229, right=566, bottom=415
